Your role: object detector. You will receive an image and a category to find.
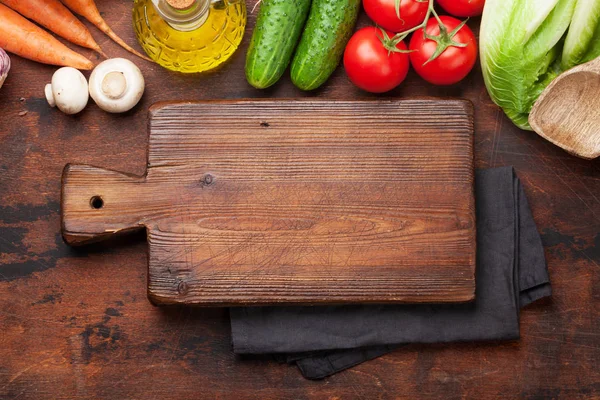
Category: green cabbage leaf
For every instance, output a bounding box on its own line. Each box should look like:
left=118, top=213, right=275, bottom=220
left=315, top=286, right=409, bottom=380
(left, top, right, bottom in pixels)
left=480, top=0, right=600, bottom=130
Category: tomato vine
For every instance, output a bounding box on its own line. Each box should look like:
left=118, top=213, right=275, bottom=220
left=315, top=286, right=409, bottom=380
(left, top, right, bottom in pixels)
left=387, top=0, right=469, bottom=63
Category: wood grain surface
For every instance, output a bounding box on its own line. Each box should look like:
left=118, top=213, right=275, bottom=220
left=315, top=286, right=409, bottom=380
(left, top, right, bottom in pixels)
left=62, top=100, right=475, bottom=305
left=0, top=1, right=599, bottom=398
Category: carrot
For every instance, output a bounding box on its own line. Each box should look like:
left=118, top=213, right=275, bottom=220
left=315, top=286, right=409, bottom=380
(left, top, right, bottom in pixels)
left=0, top=0, right=106, bottom=57
left=61, top=0, right=153, bottom=62
left=0, top=3, right=93, bottom=69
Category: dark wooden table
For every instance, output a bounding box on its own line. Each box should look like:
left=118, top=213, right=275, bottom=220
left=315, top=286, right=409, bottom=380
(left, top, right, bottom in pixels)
left=1, top=1, right=599, bottom=398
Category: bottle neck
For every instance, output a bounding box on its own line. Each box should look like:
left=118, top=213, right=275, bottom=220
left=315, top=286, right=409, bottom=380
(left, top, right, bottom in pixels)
left=151, top=0, right=210, bottom=31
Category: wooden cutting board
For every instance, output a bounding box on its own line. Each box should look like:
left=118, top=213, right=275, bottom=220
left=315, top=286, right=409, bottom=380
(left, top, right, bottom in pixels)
left=61, top=100, right=475, bottom=306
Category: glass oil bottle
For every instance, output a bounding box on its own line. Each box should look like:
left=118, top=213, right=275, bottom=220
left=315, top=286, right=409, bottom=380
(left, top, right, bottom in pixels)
left=133, top=0, right=246, bottom=73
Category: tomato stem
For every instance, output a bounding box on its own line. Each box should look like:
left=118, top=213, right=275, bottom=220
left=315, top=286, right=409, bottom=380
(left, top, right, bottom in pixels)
left=430, top=5, right=445, bottom=26
left=387, top=0, right=470, bottom=65
left=377, top=28, right=413, bottom=56
left=389, top=0, right=435, bottom=38
left=394, top=0, right=402, bottom=20
left=422, top=17, right=469, bottom=64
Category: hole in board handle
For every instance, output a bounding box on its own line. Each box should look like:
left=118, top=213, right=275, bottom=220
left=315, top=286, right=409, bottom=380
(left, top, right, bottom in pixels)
left=90, top=196, right=104, bottom=209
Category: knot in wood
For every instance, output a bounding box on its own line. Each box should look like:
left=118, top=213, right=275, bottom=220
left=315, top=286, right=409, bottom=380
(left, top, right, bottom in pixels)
left=177, top=281, right=189, bottom=295
left=202, top=174, right=213, bottom=185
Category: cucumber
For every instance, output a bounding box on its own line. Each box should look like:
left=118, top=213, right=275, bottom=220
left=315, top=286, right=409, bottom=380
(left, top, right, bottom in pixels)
left=290, top=0, right=361, bottom=91
left=245, top=0, right=312, bottom=89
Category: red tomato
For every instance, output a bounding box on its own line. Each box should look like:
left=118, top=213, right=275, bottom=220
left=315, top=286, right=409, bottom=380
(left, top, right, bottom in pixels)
left=344, top=27, right=410, bottom=93
left=436, top=0, right=485, bottom=17
left=409, top=16, right=477, bottom=85
left=363, top=0, right=428, bottom=32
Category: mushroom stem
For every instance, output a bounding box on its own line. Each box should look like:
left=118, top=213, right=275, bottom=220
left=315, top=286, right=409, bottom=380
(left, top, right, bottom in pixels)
left=45, top=83, right=56, bottom=107
left=101, top=71, right=127, bottom=100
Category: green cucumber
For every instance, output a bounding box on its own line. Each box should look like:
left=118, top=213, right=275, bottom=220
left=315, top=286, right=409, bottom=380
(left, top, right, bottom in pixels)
left=290, top=0, right=360, bottom=91
left=245, top=0, right=312, bottom=89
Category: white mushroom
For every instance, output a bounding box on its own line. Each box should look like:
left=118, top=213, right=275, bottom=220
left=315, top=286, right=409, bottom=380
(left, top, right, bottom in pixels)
left=89, top=58, right=144, bottom=113
left=0, top=48, right=10, bottom=90
left=45, top=67, right=89, bottom=115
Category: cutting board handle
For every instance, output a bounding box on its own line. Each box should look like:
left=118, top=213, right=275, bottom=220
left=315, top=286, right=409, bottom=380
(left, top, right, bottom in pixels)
left=61, top=164, right=148, bottom=245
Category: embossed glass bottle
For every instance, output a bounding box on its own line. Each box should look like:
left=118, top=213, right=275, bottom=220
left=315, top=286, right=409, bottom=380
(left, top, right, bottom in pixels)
left=133, top=0, right=246, bottom=73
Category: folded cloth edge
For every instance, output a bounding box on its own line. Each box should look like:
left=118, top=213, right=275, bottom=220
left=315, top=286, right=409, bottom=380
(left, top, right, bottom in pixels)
left=230, top=167, right=551, bottom=379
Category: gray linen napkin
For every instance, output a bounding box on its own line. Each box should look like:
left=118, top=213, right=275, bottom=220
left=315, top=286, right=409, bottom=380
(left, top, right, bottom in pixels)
left=230, top=167, right=551, bottom=379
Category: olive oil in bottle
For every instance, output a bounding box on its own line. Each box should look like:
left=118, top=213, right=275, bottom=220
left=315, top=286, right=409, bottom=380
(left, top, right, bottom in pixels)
left=133, top=0, right=246, bottom=73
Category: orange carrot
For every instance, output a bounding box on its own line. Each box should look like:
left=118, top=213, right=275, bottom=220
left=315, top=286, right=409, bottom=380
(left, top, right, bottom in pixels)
left=0, top=4, right=94, bottom=69
left=0, top=0, right=106, bottom=57
left=61, top=0, right=152, bottom=62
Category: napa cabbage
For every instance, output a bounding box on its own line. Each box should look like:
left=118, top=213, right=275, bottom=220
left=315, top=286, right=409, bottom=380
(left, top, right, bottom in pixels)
left=480, top=0, right=600, bottom=130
